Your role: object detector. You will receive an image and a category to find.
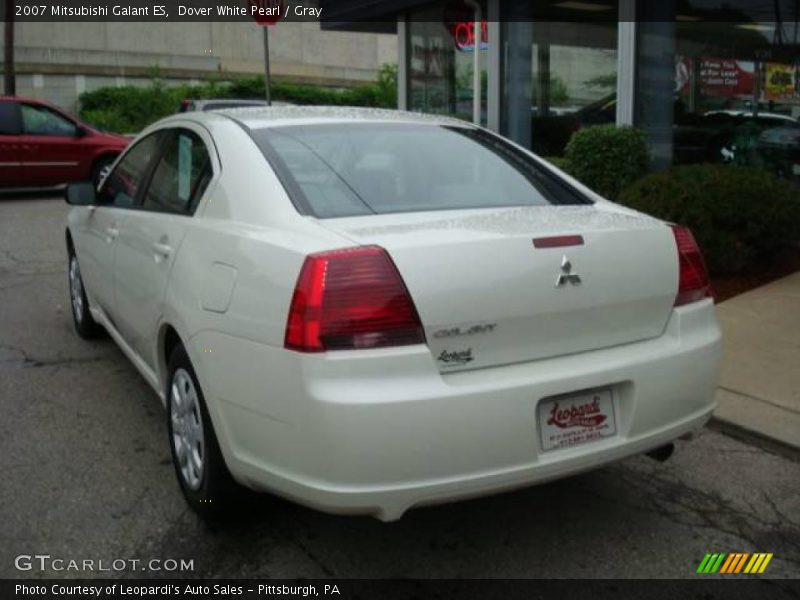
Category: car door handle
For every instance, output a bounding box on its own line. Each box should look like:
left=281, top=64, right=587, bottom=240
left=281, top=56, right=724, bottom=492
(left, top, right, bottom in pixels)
left=152, top=242, right=173, bottom=258
left=105, top=227, right=119, bottom=242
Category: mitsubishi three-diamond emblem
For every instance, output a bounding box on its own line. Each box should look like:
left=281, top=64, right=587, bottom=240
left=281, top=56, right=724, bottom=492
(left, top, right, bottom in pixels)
left=555, top=255, right=582, bottom=287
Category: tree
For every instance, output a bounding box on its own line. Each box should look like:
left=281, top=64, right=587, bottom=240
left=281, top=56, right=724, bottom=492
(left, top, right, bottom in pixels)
left=584, top=73, right=616, bottom=90
left=532, top=75, right=570, bottom=106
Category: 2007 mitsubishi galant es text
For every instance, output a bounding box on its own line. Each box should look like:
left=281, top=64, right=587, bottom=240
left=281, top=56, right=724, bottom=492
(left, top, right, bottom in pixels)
left=64, top=107, right=721, bottom=521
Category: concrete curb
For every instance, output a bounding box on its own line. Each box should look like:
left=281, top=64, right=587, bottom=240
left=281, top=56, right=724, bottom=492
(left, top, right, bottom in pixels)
left=709, top=417, right=800, bottom=461
left=713, top=388, right=800, bottom=451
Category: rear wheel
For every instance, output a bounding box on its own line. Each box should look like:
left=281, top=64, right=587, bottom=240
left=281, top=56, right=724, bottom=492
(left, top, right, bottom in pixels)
left=167, top=344, right=239, bottom=518
left=68, top=250, right=102, bottom=339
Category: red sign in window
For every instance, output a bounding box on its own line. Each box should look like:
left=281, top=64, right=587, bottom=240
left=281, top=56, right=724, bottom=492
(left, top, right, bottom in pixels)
left=452, top=20, right=489, bottom=52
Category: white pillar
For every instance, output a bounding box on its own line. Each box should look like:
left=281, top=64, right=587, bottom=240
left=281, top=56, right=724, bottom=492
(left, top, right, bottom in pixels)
left=616, top=0, right=637, bottom=126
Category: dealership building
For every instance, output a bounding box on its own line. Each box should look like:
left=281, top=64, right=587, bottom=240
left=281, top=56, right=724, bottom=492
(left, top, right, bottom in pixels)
left=324, top=0, right=800, bottom=172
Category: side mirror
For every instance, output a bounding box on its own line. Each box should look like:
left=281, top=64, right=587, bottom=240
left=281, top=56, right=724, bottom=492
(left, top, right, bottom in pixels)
left=65, top=182, right=97, bottom=206
left=75, top=126, right=89, bottom=138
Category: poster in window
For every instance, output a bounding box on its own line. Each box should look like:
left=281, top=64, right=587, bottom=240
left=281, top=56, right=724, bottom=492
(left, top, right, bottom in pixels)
left=676, top=56, right=755, bottom=98
left=764, top=63, right=798, bottom=100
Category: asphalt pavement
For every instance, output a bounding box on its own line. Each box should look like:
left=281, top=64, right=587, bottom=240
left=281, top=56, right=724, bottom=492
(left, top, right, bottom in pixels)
left=1, top=193, right=799, bottom=581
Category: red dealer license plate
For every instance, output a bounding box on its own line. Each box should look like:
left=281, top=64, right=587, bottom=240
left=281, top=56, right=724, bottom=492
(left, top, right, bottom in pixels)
left=538, top=388, right=617, bottom=452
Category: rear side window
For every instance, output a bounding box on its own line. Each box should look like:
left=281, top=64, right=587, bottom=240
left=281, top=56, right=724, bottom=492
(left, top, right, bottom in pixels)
left=142, top=129, right=212, bottom=215
left=100, top=132, right=165, bottom=208
left=0, top=101, right=21, bottom=135
left=250, top=123, right=591, bottom=218
left=21, top=104, right=77, bottom=136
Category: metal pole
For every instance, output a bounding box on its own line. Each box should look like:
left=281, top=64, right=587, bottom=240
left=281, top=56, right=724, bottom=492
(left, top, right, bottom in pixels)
left=397, top=14, right=408, bottom=110
left=4, top=0, right=16, bottom=96
left=263, top=26, right=271, bottom=105
left=466, top=0, right=482, bottom=125
left=486, top=0, right=501, bottom=132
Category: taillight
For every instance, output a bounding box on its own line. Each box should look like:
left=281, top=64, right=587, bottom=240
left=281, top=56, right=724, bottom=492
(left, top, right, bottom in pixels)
left=284, top=246, right=426, bottom=352
left=671, top=225, right=712, bottom=306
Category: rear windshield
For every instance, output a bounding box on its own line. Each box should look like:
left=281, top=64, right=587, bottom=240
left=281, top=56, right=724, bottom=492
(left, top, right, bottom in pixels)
left=250, top=123, right=591, bottom=219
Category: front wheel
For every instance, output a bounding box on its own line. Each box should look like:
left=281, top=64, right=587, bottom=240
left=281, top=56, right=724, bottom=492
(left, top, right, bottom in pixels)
left=167, top=344, right=240, bottom=518
left=68, top=251, right=102, bottom=339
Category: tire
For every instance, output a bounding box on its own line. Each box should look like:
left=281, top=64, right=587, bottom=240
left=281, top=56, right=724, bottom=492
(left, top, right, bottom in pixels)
left=68, top=250, right=103, bottom=339
left=91, top=156, right=116, bottom=189
left=166, top=344, right=240, bottom=519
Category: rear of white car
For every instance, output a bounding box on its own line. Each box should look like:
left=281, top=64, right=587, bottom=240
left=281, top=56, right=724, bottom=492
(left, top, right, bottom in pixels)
left=65, top=108, right=720, bottom=521
left=175, top=110, right=721, bottom=521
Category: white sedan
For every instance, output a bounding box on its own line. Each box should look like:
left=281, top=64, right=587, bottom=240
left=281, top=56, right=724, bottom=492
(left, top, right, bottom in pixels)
left=64, top=107, right=721, bottom=521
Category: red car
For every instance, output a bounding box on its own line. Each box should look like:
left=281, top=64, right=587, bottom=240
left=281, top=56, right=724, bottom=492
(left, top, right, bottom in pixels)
left=0, top=96, right=129, bottom=188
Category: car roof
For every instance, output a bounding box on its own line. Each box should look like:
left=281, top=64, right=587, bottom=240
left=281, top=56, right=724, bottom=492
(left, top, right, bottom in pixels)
left=0, top=95, right=53, bottom=105
left=706, top=109, right=796, bottom=120
left=202, top=105, right=471, bottom=129
left=0, top=95, right=85, bottom=123
left=192, top=98, right=268, bottom=106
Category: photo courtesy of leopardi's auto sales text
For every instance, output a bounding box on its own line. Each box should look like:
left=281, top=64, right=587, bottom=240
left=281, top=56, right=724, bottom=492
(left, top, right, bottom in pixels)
left=1, top=1, right=799, bottom=599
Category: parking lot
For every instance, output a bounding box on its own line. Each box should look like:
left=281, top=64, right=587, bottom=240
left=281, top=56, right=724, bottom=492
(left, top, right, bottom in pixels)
left=1, top=192, right=800, bottom=581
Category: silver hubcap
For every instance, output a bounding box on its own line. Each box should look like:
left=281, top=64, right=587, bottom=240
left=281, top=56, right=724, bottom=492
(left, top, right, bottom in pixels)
left=170, top=369, right=205, bottom=491
left=96, top=164, right=112, bottom=187
left=69, top=256, right=84, bottom=322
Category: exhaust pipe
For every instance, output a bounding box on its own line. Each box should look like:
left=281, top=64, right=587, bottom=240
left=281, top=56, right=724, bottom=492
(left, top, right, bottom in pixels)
left=646, top=443, right=675, bottom=463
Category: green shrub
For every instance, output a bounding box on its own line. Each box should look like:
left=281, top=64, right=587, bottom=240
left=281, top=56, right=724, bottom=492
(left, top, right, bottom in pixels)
left=542, top=156, right=570, bottom=171
left=79, top=64, right=398, bottom=133
left=79, top=80, right=183, bottom=133
left=206, top=66, right=396, bottom=107
left=79, top=109, right=133, bottom=134
left=224, top=76, right=262, bottom=99
left=564, top=125, right=650, bottom=200
left=375, top=63, right=398, bottom=107
left=618, top=164, right=800, bottom=275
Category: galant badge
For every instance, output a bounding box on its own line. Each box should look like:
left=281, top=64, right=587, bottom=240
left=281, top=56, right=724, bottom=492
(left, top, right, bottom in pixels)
left=555, top=255, right=582, bottom=287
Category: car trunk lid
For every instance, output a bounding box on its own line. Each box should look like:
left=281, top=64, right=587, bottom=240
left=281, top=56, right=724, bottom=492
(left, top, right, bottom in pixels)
left=317, top=205, right=678, bottom=372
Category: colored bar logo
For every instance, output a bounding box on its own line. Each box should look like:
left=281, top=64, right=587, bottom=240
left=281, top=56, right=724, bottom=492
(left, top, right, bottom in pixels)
left=697, top=552, right=773, bottom=574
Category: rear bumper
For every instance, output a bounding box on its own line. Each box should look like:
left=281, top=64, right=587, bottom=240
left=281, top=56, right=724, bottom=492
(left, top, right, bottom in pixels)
left=189, top=300, right=721, bottom=521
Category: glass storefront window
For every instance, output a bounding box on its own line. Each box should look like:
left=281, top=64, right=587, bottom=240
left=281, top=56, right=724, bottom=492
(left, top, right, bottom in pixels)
left=638, top=11, right=800, bottom=180
left=500, top=2, right=618, bottom=156
left=402, top=0, right=800, bottom=185
left=408, top=2, right=488, bottom=125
